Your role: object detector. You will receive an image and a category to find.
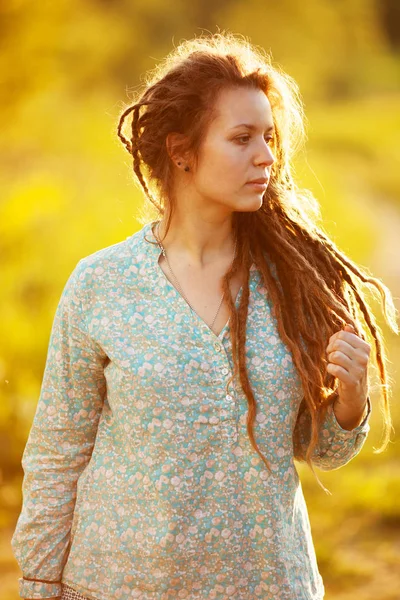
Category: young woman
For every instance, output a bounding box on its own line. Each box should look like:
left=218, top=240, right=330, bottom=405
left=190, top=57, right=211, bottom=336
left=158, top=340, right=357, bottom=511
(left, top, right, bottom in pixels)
left=12, top=32, right=398, bottom=600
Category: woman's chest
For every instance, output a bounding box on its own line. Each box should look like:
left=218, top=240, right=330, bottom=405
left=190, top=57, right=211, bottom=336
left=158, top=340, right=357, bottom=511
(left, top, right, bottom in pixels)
left=86, top=283, right=304, bottom=462
left=88, top=283, right=303, bottom=410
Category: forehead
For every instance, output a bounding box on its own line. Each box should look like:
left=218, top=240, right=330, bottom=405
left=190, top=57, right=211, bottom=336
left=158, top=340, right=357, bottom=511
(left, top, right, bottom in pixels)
left=212, top=86, right=273, bottom=129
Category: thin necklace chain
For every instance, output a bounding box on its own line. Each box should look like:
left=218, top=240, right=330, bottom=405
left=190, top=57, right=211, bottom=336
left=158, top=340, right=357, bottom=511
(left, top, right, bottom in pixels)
left=153, top=222, right=238, bottom=331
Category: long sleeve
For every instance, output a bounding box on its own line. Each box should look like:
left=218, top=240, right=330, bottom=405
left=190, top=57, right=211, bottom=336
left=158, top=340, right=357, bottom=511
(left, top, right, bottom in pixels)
left=11, top=259, right=108, bottom=599
left=293, top=396, right=372, bottom=471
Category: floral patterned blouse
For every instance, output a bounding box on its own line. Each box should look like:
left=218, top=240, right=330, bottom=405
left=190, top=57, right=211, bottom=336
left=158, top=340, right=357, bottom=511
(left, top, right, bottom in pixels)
left=11, top=221, right=371, bottom=600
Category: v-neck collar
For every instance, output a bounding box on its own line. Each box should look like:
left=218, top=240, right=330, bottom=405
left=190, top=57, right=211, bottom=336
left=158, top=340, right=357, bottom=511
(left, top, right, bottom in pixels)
left=139, top=220, right=252, bottom=342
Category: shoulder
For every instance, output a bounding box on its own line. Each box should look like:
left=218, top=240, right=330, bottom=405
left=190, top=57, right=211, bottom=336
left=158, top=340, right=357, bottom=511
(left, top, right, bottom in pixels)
left=68, top=226, right=149, bottom=296
left=80, top=227, right=145, bottom=269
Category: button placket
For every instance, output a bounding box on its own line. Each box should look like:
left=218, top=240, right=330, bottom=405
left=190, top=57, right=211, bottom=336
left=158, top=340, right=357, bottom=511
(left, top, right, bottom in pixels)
left=224, top=392, right=238, bottom=444
left=210, top=335, right=239, bottom=443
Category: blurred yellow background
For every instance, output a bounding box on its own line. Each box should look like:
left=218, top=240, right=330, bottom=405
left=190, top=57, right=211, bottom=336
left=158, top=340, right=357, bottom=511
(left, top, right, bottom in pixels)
left=1, top=1, right=399, bottom=598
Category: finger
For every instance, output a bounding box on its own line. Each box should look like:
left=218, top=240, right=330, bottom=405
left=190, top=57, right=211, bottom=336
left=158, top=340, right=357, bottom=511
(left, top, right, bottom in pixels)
left=342, top=324, right=371, bottom=354
left=336, top=330, right=366, bottom=351
left=326, top=363, right=356, bottom=386
left=326, top=338, right=355, bottom=357
left=327, top=350, right=352, bottom=373
left=329, top=326, right=358, bottom=347
left=327, top=350, right=366, bottom=381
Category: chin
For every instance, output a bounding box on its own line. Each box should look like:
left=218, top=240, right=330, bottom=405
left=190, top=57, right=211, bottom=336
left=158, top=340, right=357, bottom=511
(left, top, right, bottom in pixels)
left=238, top=197, right=264, bottom=212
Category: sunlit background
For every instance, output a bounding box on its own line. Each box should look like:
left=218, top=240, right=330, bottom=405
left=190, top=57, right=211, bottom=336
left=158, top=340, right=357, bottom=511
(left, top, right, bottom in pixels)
left=1, top=1, right=399, bottom=598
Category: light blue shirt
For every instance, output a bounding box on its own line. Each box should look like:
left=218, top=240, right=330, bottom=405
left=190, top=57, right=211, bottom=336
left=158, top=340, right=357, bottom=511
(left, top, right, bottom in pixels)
left=12, top=221, right=371, bottom=599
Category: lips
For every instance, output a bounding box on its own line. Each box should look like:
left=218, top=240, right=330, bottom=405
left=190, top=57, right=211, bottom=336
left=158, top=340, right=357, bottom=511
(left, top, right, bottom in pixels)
left=247, top=177, right=269, bottom=184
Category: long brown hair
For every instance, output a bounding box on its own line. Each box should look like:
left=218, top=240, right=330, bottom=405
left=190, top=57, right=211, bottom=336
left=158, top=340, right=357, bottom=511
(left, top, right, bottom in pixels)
left=116, top=32, right=398, bottom=491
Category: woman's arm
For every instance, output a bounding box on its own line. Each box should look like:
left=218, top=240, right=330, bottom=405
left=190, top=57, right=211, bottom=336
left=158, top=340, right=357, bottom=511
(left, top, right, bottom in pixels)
left=293, top=393, right=371, bottom=471
left=11, top=260, right=108, bottom=599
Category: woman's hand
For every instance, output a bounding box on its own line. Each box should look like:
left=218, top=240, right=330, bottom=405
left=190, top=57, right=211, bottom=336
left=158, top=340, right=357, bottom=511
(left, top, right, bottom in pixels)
left=325, top=323, right=371, bottom=429
left=326, top=323, right=370, bottom=403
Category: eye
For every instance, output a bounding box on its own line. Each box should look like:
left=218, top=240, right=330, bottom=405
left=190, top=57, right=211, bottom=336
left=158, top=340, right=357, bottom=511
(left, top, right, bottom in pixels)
left=235, top=135, right=274, bottom=145
left=235, top=135, right=250, bottom=144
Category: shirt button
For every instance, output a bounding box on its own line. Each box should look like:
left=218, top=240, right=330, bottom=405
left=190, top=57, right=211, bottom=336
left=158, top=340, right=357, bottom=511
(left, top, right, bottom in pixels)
left=221, top=367, right=229, bottom=375
left=214, top=342, right=222, bottom=352
left=226, top=394, right=233, bottom=401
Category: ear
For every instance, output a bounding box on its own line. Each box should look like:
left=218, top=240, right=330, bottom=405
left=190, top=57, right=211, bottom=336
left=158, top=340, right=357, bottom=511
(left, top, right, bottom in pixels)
left=166, top=132, right=190, bottom=166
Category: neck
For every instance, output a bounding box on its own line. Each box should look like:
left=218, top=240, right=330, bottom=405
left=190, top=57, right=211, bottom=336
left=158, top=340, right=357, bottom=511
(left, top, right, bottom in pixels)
left=155, top=215, right=236, bottom=269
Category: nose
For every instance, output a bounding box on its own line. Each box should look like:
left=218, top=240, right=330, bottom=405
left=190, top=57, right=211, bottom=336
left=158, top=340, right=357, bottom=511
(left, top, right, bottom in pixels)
left=254, top=139, right=275, bottom=168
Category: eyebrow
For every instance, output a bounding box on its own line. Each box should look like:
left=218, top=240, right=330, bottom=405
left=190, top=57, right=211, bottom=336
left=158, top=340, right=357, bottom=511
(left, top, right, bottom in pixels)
left=230, top=123, right=275, bottom=132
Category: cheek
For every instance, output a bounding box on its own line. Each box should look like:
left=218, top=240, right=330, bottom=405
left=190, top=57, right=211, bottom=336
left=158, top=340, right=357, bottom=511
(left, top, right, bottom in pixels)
left=220, top=144, right=246, bottom=169
left=197, top=165, right=242, bottom=198
left=206, top=138, right=246, bottom=165
left=200, top=146, right=246, bottom=183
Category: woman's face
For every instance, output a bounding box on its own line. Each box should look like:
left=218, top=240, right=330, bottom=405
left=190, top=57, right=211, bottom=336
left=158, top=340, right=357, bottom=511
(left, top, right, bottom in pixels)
left=192, top=86, right=275, bottom=214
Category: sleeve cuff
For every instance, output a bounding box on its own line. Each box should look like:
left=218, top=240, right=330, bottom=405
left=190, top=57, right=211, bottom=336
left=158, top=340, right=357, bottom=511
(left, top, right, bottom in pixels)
left=327, top=396, right=372, bottom=436
left=18, top=576, right=62, bottom=598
